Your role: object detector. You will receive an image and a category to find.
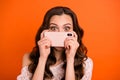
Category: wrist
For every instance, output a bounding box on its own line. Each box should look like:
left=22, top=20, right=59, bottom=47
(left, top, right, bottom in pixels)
left=39, top=56, right=48, bottom=63
left=66, top=58, right=74, bottom=64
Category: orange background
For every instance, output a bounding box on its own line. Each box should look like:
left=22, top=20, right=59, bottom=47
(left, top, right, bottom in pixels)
left=0, top=0, right=120, bottom=80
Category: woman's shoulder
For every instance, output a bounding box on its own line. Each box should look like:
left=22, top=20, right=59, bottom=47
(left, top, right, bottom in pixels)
left=83, top=57, right=93, bottom=72
left=22, top=53, right=32, bottom=67
left=84, top=57, right=93, bottom=65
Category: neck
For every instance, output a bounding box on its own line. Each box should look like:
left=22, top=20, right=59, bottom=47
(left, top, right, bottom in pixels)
left=53, top=48, right=64, bottom=62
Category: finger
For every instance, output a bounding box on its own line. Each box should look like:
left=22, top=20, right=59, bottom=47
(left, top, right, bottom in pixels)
left=38, top=40, right=51, bottom=48
left=38, top=37, right=51, bottom=45
left=66, top=45, right=70, bottom=50
left=64, top=40, right=73, bottom=49
left=64, top=39, right=68, bottom=49
left=64, top=42, right=70, bottom=50
left=40, top=37, right=49, bottom=42
left=40, top=29, right=49, bottom=39
left=65, top=37, right=76, bottom=42
left=37, top=37, right=47, bottom=45
left=45, top=41, right=51, bottom=48
left=71, top=31, right=78, bottom=40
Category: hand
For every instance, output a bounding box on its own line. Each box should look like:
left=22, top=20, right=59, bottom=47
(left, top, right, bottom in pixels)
left=64, top=31, right=79, bottom=61
left=37, top=30, right=51, bottom=59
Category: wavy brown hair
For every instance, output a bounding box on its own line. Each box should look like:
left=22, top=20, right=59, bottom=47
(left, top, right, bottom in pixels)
left=28, top=6, right=88, bottom=80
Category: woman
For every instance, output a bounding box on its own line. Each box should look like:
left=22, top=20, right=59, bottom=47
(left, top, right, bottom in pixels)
left=17, top=6, right=93, bottom=80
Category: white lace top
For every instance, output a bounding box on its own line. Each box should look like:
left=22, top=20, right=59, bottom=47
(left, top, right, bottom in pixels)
left=17, top=57, right=93, bottom=80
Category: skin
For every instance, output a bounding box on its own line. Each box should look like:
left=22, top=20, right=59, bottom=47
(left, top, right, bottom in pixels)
left=30, top=14, right=79, bottom=80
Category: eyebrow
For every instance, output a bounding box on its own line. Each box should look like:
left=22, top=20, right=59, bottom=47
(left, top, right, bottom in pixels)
left=49, top=23, right=72, bottom=26
left=49, top=23, right=58, bottom=26
left=63, top=23, right=72, bottom=26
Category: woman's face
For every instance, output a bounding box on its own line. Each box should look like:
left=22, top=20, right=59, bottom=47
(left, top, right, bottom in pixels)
left=49, top=14, right=73, bottom=51
left=49, top=14, right=73, bottom=32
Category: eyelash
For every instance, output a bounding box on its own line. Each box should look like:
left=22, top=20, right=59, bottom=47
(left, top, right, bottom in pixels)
left=49, top=26, right=71, bottom=31
left=64, top=26, right=71, bottom=31
left=49, top=26, right=57, bottom=31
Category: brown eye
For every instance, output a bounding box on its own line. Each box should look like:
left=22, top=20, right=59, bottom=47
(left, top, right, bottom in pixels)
left=49, top=26, right=58, bottom=31
left=64, top=26, right=70, bottom=31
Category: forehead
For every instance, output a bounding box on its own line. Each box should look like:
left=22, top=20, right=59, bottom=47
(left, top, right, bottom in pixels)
left=49, top=14, right=73, bottom=24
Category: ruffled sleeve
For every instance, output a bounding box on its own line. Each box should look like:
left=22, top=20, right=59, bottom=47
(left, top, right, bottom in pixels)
left=81, top=57, right=93, bottom=80
left=17, top=66, right=32, bottom=80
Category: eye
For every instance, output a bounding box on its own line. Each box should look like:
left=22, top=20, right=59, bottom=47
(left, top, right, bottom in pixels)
left=49, top=26, right=58, bottom=31
left=64, top=26, right=71, bottom=31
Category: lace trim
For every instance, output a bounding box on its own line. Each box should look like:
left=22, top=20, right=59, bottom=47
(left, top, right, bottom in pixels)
left=50, top=62, right=64, bottom=80
left=81, top=57, right=93, bottom=80
left=17, top=57, right=93, bottom=80
left=17, top=66, right=32, bottom=80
